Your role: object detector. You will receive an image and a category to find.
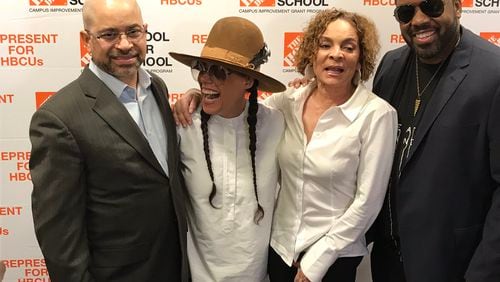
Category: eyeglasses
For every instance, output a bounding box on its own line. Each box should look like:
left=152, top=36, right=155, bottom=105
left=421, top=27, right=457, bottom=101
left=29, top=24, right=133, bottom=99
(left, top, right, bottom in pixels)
left=394, top=0, right=444, bottom=24
left=190, top=60, right=233, bottom=81
left=86, top=26, right=146, bottom=44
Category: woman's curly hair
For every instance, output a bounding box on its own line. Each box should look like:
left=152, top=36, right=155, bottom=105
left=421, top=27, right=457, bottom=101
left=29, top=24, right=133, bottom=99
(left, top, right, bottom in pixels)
left=295, top=8, right=380, bottom=82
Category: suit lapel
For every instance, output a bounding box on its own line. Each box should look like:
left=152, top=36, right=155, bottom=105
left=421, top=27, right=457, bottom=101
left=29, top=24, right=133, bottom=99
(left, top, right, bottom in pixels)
left=150, top=75, right=189, bottom=233
left=79, top=68, right=166, bottom=176
left=149, top=75, right=179, bottom=169
left=402, top=31, right=471, bottom=169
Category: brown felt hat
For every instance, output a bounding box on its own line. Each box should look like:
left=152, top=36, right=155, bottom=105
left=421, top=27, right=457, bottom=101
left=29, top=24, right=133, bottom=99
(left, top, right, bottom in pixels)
left=169, top=17, right=286, bottom=93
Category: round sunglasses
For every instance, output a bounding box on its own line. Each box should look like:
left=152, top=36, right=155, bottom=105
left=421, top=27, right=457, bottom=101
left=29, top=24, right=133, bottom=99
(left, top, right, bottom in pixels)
left=394, top=0, right=445, bottom=24
left=190, top=60, right=233, bottom=81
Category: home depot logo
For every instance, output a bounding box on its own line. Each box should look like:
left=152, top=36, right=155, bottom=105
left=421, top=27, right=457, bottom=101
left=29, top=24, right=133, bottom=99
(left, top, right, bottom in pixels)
left=240, top=0, right=275, bottom=6
left=80, top=38, right=91, bottom=67
left=480, top=32, right=500, bottom=47
left=30, top=0, right=67, bottom=5
left=29, top=0, right=83, bottom=13
left=283, top=32, right=302, bottom=67
left=462, top=0, right=473, bottom=6
left=257, top=90, right=273, bottom=100
left=244, top=90, right=272, bottom=100
left=35, top=92, right=55, bottom=109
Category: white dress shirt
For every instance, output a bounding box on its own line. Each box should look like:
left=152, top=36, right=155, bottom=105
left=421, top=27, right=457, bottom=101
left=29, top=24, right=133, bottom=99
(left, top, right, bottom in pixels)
left=265, top=82, right=397, bottom=282
left=177, top=103, right=284, bottom=282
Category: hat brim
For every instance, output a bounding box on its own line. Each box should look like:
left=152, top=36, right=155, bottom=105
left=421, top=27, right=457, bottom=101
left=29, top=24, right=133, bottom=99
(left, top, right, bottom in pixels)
left=169, top=52, right=286, bottom=93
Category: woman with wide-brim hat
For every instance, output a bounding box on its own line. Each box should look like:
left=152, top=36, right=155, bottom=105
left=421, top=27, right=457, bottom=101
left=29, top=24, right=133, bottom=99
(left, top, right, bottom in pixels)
left=170, top=17, right=285, bottom=282
left=173, top=9, right=398, bottom=282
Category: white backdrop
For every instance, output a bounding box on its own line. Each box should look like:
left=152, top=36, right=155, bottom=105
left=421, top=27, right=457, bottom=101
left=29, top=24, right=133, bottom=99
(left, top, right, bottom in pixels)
left=0, top=0, right=499, bottom=281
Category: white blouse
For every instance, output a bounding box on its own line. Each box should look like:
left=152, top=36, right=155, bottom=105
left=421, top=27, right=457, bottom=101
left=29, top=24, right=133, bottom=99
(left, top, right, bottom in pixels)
left=178, top=103, right=284, bottom=282
left=265, top=82, right=397, bottom=282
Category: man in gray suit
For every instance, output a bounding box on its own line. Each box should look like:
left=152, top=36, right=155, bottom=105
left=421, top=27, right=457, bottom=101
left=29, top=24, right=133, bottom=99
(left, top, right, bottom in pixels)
left=29, top=0, right=188, bottom=281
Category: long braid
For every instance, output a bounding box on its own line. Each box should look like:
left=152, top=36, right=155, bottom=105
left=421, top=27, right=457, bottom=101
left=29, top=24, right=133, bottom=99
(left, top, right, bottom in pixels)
left=201, top=110, right=218, bottom=208
left=201, top=80, right=263, bottom=222
left=247, top=80, right=263, bottom=224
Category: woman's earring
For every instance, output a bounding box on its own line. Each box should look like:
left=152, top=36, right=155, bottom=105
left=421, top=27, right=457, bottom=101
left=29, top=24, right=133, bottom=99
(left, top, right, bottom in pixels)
left=352, top=69, right=361, bottom=86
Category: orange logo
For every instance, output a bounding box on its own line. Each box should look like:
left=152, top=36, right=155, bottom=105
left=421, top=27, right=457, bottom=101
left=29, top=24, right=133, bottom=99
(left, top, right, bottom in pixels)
left=461, top=0, right=473, bottom=7
left=35, top=92, right=55, bottom=109
left=480, top=32, right=500, bottom=47
left=80, top=38, right=91, bottom=67
left=257, top=90, right=273, bottom=100
left=30, top=0, right=67, bottom=6
left=283, top=32, right=302, bottom=67
left=240, top=0, right=275, bottom=7
left=244, top=90, right=272, bottom=100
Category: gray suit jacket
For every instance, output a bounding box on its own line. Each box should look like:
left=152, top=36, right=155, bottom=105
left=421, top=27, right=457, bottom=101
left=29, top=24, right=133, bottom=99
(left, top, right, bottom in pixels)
left=371, top=27, right=500, bottom=282
left=29, top=67, right=189, bottom=282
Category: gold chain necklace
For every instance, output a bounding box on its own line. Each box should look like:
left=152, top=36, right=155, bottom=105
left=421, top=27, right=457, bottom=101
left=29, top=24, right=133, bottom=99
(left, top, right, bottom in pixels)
left=414, top=33, right=461, bottom=116
left=414, top=56, right=445, bottom=116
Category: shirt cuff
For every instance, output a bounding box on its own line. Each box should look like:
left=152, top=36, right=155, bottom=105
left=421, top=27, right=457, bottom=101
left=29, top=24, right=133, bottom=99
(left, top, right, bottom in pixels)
left=300, top=237, right=339, bottom=282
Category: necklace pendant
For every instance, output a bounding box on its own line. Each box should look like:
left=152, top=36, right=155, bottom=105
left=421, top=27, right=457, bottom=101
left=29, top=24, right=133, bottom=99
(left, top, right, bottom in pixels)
left=414, top=97, right=421, bottom=116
